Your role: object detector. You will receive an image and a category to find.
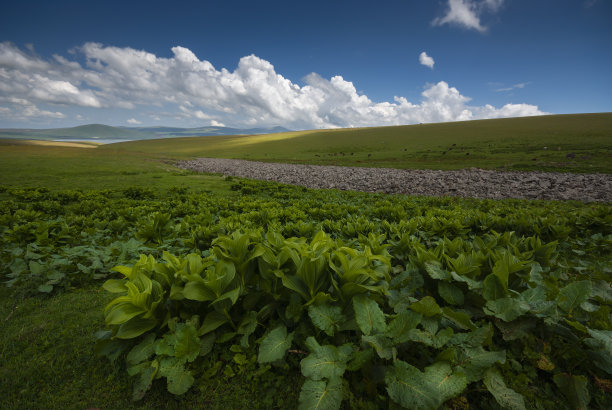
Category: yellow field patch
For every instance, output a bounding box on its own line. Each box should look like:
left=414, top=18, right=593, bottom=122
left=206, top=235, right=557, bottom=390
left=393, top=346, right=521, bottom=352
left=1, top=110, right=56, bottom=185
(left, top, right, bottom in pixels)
left=1, top=139, right=102, bottom=149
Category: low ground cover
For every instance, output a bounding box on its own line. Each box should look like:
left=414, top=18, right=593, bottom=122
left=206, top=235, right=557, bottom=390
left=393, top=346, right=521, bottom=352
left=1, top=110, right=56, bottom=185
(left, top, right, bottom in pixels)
left=1, top=179, right=610, bottom=409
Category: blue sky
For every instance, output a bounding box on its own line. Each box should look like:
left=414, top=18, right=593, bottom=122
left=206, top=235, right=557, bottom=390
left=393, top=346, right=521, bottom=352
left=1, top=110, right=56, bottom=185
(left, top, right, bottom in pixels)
left=0, top=0, right=610, bottom=129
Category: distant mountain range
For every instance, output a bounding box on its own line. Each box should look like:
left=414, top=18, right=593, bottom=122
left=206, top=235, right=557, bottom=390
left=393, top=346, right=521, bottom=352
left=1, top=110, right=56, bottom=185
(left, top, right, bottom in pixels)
left=0, top=124, right=292, bottom=141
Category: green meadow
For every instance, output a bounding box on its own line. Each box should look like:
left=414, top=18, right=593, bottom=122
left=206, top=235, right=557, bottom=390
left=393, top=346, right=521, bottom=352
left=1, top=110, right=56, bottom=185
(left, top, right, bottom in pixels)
left=101, top=113, right=612, bottom=173
left=0, top=114, right=611, bottom=409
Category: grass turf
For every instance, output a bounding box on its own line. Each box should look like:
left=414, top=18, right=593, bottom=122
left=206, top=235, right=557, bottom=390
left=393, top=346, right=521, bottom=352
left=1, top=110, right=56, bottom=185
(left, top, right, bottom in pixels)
left=100, top=113, right=612, bottom=173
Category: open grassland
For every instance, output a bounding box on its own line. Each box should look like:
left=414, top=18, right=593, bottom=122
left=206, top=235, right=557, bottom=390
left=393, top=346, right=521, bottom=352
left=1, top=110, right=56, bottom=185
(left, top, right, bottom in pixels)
left=0, top=115, right=611, bottom=409
left=0, top=139, right=231, bottom=194
left=101, top=113, right=612, bottom=173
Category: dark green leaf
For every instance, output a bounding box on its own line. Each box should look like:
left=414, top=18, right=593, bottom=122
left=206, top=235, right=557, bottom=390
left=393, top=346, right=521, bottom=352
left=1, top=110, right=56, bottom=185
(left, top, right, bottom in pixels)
left=483, top=368, right=526, bottom=410
left=553, top=373, right=590, bottom=410
left=298, top=377, right=343, bottom=410
left=308, top=304, right=345, bottom=337
left=353, top=294, right=386, bottom=335
left=258, top=325, right=294, bottom=363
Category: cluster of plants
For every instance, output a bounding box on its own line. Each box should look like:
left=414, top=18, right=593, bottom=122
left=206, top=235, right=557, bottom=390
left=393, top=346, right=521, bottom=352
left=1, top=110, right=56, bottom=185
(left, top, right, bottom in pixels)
left=1, top=180, right=611, bottom=408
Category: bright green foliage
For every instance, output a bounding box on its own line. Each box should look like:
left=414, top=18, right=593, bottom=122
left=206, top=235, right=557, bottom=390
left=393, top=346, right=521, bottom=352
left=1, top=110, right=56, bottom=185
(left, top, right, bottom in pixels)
left=1, top=179, right=610, bottom=409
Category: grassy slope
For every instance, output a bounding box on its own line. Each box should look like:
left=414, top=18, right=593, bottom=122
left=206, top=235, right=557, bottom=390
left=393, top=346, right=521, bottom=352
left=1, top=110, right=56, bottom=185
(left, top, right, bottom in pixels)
left=102, top=113, right=612, bottom=173
left=0, top=139, right=231, bottom=194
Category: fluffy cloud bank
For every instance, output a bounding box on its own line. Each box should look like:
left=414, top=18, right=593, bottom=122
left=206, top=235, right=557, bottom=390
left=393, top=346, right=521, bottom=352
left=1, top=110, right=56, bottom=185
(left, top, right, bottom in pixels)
left=0, top=41, right=545, bottom=128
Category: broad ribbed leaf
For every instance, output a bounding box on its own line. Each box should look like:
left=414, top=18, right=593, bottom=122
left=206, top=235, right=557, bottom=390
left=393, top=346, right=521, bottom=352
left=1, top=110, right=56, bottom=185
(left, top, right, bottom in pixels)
left=438, top=281, right=464, bottom=305
left=553, top=373, right=590, bottom=410
left=424, top=361, right=467, bottom=404
left=557, top=280, right=592, bottom=312
left=298, top=377, right=343, bottom=410
left=127, top=333, right=156, bottom=365
left=361, top=334, right=394, bottom=359
left=183, top=281, right=216, bottom=302
left=103, top=279, right=128, bottom=293
left=410, top=296, right=441, bottom=317
left=484, top=368, right=526, bottom=410
left=385, top=360, right=439, bottom=410
left=385, top=311, right=422, bottom=343
left=132, top=362, right=157, bottom=401
left=106, top=303, right=147, bottom=325
left=456, top=346, right=506, bottom=383
left=483, top=274, right=506, bottom=301
left=258, top=325, right=294, bottom=363
left=425, top=261, right=450, bottom=280
left=198, top=311, right=228, bottom=336
left=584, top=329, right=612, bottom=375
left=353, top=294, right=386, bottom=335
left=174, top=323, right=200, bottom=363
left=442, top=307, right=476, bottom=331
left=158, top=357, right=194, bottom=395
left=115, top=317, right=157, bottom=339
left=301, top=342, right=352, bottom=380
left=484, top=297, right=530, bottom=322
left=308, top=304, right=345, bottom=337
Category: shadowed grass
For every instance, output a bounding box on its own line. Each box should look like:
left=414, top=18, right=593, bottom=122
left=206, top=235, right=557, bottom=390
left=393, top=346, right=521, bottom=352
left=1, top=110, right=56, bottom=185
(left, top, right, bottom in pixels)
left=0, top=285, right=302, bottom=409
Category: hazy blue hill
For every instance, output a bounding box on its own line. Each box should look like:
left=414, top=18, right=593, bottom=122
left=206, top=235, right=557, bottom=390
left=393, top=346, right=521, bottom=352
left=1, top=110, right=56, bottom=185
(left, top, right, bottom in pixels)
left=0, top=124, right=292, bottom=141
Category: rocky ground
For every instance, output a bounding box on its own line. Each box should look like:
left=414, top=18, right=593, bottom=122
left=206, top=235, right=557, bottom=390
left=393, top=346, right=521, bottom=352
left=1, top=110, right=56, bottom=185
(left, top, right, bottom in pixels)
left=178, top=158, right=612, bottom=202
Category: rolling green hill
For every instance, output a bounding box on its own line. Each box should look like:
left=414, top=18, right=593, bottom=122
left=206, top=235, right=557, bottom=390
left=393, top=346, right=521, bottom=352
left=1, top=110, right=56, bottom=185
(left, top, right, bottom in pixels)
left=102, top=113, right=612, bottom=173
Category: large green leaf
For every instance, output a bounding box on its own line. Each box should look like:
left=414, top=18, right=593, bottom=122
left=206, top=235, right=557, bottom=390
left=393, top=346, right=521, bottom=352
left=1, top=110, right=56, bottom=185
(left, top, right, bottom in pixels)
left=127, top=333, right=156, bottom=365
left=410, top=296, right=441, bottom=317
left=132, top=361, right=157, bottom=401
left=198, top=311, right=228, bottom=336
left=183, top=281, right=216, bottom=302
left=158, top=357, right=194, bottom=396
left=385, top=311, right=422, bottom=343
left=438, top=281, right=464, bottom=305
left=174, top=323, right=200, bottom=363
left=557, top=280, right=592, bottom=313
left=484, top=298, right=530, bottom=322
left=115, top=317, right=157, bottom=339
left=258, top=325, right=294, bottom=363
left=482, top=274, right=506, bottom=301
left=353, top=294, right=386, bottom=335
left=361, top=334, right=394, bottom=359
left=455, top=346, right=506, bottom=383
left=298, top=377, right=343, bottom=410
left=301, top=339, right=352, bottom=380
left=308, top=304, right=345, bottom=337
left=424, top=361, right=467, bottom=404
left=424, top=261, right=451, bottom=280
left=553, top=373, right=590, bottom=410
left=385, top=360, right=439, bottom=410
left=584, top=329, right=612, bottom=375
left=483, top=368, right=526, bottom=410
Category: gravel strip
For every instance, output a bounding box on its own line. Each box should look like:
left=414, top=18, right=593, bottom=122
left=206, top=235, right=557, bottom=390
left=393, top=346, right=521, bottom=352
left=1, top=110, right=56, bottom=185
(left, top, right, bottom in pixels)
left=178, top=158, right=612, bottom=202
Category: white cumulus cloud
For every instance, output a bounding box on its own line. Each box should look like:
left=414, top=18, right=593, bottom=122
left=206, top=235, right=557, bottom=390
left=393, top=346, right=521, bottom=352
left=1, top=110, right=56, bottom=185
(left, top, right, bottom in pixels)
left=432, top=0, right=504, bottom=32
left=0, top=41, right=546, bottom=129
left=127, top=118, right=142, bottom=124
left=419, top=52, right=435, bottom=69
